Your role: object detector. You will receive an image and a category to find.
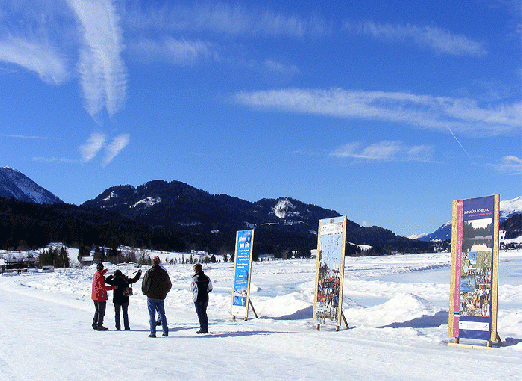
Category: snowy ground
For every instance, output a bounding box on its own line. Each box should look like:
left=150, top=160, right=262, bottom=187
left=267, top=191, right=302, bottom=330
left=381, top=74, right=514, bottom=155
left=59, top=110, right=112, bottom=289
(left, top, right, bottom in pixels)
left=0, top=251, right=521, bottom=381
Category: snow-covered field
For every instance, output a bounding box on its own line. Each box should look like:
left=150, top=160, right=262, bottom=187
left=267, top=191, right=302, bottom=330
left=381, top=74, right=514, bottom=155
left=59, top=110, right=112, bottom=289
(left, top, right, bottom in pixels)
left=1, top=251, right=521, bottom=381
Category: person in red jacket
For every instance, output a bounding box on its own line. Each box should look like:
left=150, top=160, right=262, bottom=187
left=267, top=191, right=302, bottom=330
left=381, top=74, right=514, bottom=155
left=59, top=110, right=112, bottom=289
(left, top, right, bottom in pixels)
left=91, top=263, right=116, bottom=330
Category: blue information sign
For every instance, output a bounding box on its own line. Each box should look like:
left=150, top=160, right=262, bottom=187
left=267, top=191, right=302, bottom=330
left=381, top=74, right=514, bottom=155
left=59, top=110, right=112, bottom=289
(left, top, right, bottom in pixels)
left=231, top=230, right=254, bottom=317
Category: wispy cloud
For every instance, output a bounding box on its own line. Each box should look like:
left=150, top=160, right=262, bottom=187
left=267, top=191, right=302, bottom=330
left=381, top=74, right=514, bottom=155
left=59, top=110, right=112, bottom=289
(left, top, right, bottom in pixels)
left=67, top=0, right=127, bottom=116
left=349, top=21, right=487, bottom=56
left=330, top=141, right=433, bottom=162
left=128, top=37, right=214, bottom=65
left=0, top=36, right=69, bottom=84
left=234, top=88, right=522, bottom=136
left=33, top=156, right=79, bottom=164
left=123, top=2, right=328, bottom=38
left=102, top=134, right=130, bottom=167
left=492, top=155, right=522, bottom=174
left=80, top=132, right=105, bottom=163
left=263, top=59, right=300, bottom=75
left=3, top=134, right=49, bottom=140
left=79, top=132, right=129, bottom=166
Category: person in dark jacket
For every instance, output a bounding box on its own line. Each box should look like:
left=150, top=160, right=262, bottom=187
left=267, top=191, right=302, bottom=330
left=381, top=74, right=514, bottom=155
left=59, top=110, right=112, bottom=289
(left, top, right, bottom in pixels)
left=106, top=269, right=142, bottom=330
left=142, top=256, right=172, bottom=337
left=191, top=263, right=213, bottom=334
left=91, top=263, right=116, bottom=330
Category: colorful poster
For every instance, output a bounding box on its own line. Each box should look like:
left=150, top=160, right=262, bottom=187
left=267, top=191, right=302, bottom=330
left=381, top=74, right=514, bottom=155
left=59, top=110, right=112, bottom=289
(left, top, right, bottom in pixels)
left=313, top=216, right=347, bottom=328
left=448, top=195, right=499, bottom=342
left=231, top=230, right=254, bottom=318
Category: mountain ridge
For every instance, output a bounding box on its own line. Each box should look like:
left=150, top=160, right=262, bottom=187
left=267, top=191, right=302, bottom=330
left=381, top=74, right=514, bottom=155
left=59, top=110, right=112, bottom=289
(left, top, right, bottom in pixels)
left=80, top=179, right=434, bottom=255
left=0, top=167, right=62, bottom=204
left=1, top=167, right=519, bottom=251
left=413, top=196, right=522, bottom=242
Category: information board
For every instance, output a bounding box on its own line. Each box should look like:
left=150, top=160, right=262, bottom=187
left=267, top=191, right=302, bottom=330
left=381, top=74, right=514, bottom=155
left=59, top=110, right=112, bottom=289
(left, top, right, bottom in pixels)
left=313, top=216, right=347, bottom=328
left=231, top=229, right=255, bottom=318
left=448, top=195, right=499, bottom=343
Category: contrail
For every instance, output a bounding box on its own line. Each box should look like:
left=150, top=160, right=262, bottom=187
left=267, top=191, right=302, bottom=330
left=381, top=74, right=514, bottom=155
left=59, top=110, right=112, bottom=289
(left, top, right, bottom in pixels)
left=447, top=126, right=475, bottom=164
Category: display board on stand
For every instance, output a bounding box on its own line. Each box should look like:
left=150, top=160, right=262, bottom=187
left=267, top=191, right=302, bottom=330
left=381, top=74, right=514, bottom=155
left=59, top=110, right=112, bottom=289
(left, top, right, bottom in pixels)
left=313, top=216, right=348, bottom=330
left=231, top=229, right=255, bottom=320
left=448, top=195, right=500, bottom=347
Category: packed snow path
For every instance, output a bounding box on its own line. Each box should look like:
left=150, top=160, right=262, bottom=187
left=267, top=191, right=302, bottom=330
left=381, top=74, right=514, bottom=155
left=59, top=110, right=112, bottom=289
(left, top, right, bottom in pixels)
left=1, top=252, right=521, bottom=380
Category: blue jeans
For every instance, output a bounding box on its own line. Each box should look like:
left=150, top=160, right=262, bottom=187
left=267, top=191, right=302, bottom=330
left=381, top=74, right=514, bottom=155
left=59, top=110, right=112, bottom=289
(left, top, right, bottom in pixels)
left=114, top=303, right=129, bottom=330
left=147, top=298, right=167, bottom=335
left=195, top=301, right=208, bottom=333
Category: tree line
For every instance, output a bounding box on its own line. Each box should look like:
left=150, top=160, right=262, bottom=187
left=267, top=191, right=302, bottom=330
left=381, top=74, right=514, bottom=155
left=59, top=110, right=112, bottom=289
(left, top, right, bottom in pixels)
left=0, top=196, right=434, bottom=258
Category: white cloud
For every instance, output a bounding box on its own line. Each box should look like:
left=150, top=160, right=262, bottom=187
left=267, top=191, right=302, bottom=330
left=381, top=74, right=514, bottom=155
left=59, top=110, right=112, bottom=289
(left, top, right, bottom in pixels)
left=67, top=0, right=127, bottom=116
left=351, top=21, right=487, bottom=56
left=123, top=3, right=327, bottom=38
left=263, top=59, right=300, bottom=75
left=79, top=132, right=129, bottom=166
left=102, top=134, right=130, bottom=167
left=128, top=37, right=213, bottom=65
left=0, top=36, right=69, bottom=84
left=79, top=132, right=105, bottom=162
left=33, top=156, right=78, bottom=164
left=493, top=155, right=522, bottom=174
left=234, top=88, right=522, bottom=136
left=330, top=141, right=433, bottom=162
left=3, top=134, right=49, bottom=140
left=407, top=145, right=434, bottom=162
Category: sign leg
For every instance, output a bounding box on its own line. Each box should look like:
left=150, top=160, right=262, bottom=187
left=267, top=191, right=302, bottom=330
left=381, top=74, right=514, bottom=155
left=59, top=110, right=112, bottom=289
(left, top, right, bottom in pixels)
left=248, top=299, right=259, bottom=319
left=341, top=311, right=349, bottom=329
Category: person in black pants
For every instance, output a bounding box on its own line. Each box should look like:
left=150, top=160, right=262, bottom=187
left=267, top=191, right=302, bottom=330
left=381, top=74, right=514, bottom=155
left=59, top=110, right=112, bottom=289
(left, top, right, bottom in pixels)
left=191, top=263, right=213, bottom=333
left=106, top=269, right=142, bottom=330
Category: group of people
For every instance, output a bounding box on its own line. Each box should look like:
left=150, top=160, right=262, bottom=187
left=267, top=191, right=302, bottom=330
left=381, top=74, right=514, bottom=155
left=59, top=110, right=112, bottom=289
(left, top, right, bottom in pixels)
left=91, top=256, right=213, bottom=337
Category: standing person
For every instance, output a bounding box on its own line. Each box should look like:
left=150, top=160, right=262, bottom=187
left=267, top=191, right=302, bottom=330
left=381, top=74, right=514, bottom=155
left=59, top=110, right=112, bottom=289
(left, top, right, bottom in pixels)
left=106, top=269, right=142, bottom=330
left=191, top=263, right=213, bottom=334
left=91, top=263, right=115, bottom=331
left=142, top=256, right=172, bottom=337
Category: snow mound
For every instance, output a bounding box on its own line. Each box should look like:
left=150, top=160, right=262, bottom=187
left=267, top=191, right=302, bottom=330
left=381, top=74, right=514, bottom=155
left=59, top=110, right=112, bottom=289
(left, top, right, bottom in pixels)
left=256, top=292, right=310, bottom=318
left=346, top=293, right=439, bottom=327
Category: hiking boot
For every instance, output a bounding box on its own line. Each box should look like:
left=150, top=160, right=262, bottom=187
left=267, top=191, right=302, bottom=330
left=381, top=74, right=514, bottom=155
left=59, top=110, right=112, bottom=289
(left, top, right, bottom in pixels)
left=96, top=326, right=109, bottom=331
left=148, top=333, right=156, bottom=338
left=196, top=329, right=208, bottom=334
left=162, top=332, right=168, bottom=337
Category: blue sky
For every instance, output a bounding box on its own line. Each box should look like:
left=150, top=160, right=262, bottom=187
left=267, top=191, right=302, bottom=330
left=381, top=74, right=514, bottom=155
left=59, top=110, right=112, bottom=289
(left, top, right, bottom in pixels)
left=0, top=0, right=521, bottom=237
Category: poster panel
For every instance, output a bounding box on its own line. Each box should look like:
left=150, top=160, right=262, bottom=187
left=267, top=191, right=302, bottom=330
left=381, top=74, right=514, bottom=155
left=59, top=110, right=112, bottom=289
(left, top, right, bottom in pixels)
left=448, top=195, right=499, bottom=342
left=231, top=230, right=254, bottom=318
left=313, top=216, right=347, bottom=327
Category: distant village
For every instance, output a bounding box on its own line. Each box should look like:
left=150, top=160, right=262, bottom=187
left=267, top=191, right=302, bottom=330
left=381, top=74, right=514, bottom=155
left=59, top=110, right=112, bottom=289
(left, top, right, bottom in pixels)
left=0, top=243, right=284, bottom=274
left=2, top=229, right=521, bottom=275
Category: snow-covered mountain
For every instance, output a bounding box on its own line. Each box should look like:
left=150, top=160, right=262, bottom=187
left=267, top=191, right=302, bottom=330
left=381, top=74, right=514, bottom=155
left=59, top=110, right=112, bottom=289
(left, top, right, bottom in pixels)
left=413, top=196, right=522, bottom=242
left=0, top=167, right=62, bottom=204
left=501, top=196, right=522, bottom=219
left=81, top=181, right=432, bottom=254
